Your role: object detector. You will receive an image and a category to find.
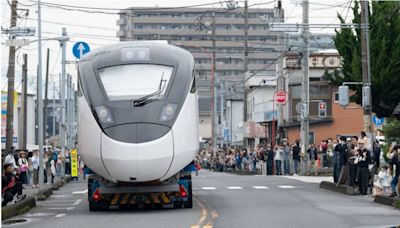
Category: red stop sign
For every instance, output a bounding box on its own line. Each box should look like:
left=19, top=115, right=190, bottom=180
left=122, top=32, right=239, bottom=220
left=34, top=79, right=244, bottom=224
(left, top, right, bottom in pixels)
left=275, top=91, right=288, bottom=104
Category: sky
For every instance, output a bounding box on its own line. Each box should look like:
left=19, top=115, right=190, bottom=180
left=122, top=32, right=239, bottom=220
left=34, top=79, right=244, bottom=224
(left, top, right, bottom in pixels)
left=0, top=0, right=354, bottom=97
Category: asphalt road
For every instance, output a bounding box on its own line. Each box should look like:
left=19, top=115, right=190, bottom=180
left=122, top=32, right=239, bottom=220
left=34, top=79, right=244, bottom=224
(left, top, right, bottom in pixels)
left=3, top=170, right=400, bottom=228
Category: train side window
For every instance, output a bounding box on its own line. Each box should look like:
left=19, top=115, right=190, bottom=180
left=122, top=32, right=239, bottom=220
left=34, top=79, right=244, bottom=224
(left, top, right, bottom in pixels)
left=190, top=73, right=196, bottom=94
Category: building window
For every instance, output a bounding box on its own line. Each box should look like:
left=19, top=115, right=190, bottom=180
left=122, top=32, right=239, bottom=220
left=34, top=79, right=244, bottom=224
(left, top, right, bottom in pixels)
left=334, top=92, right=339, bottom=103
left=290, top=85, right=301, bottom=98
left=309, top=131, right=315, bottom=145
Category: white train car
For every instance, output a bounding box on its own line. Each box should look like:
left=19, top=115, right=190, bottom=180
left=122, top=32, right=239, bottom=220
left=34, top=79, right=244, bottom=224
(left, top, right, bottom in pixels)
left=77, top=41, right=199, bottom=210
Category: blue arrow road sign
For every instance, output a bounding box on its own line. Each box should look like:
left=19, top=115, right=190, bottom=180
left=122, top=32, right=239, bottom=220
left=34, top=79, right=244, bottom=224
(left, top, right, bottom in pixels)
left=372, top=115, right=384, bottom=126
left=72, top=41, right=90, bottom=59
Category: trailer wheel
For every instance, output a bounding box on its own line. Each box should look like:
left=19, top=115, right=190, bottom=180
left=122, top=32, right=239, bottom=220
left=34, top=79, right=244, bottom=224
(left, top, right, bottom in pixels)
left=183, top=180, right=193, bottom=208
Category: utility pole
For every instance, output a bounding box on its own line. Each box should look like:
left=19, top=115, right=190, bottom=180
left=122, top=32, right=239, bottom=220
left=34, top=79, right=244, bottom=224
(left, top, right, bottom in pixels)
left=5, top=0, right=18, bottom=153
left=52, top=81, right=56, bottom=137
left=211, top=11, right=218, bottom=154
left=243, top=0, right=249, bottom=123
left=300, top=0, right=310, bottom=157
left=66, top=74, right=72, bottom=149
left=220, top=81, right=225, bottom=148
left=276, top=1, right=285, bottom=136
left=60, top=27, right=67, bottom=177
left=43, top=48, right=50, bottom=145
left=20, top=54, right=28, bottom=150
left=37, top=0, right=44, bottom=189
left=360, top=0, right=373, bottom=144
left=71, top=83, right=75, bottom=147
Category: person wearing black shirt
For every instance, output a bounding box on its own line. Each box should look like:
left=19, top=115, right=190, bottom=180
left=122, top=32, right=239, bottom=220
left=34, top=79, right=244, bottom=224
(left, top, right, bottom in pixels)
left=2, top=163, right=26, bottom=206
left=337, top=136, right=349, bottom=186
left=354, top=145, right=370, bottom=195
left=266, top=144, right=274, bottom=175
left=292, top=141, right=301, bottom=176
left=388, top=145, right=399, bottom=197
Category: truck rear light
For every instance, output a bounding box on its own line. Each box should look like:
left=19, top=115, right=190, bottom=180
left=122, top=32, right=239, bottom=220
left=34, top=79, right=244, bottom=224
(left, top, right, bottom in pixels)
left=179, top=185, right=187, bottom=197
left=93, top=189, right=101, bottom=201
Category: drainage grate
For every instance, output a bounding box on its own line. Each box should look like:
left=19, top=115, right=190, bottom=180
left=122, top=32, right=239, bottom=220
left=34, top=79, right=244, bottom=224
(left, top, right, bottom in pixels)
left=2, top=219, right=28, bottom=225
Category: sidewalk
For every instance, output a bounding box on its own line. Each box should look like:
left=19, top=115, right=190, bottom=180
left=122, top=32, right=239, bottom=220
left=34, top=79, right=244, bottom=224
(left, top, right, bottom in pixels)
left=2, top=175, right=72, bottom=220
left=22, top=175, right=63, bottom=198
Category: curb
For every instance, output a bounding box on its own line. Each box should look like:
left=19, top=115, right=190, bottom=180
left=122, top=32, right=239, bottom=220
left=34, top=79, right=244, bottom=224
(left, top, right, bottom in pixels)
left=1, top=196, right=36, bottom=221
left=374, top=195, right=400, bottom=209
left=319, top=181, right=356, bottom=195
left=224, top=170, right=260, bottom=175
left=1, top=176, right=72, bottom=221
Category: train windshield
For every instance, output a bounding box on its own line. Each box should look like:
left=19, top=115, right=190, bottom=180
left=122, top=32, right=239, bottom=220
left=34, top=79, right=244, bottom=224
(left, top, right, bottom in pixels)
left=98, top=64, right=173, bottom=101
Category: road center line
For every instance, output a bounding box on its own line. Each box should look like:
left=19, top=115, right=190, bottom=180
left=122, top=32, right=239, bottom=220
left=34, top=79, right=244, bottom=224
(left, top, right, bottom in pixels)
left=227, top=186, right=243, bottom=190
left=278, top=185, right=296, bottom=189
left=201, top=187, right=216, bottom=190
left=253, top=186, right=269, bottom=189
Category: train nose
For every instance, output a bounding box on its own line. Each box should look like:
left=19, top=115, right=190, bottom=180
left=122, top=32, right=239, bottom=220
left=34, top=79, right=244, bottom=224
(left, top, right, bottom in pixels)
left=100, top=127, right=174, bottom=182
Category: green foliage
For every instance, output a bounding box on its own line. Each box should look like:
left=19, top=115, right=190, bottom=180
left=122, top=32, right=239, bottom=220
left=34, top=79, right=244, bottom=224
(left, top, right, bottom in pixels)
left=383, top=118, right=400, bottom=143
left=327, top=1, right=400, bottom=117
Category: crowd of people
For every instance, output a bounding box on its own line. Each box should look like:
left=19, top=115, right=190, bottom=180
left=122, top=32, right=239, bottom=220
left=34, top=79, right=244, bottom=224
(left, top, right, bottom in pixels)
left=196, top=139, right=339, bottom=176
left=1, top=147, right=73, bottom=207
left=196, top=131, right=399, bottom=198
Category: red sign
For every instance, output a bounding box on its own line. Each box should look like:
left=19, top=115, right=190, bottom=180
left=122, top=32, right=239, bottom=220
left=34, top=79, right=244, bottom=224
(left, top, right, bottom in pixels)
left=275, top=91, right=288, bottom=104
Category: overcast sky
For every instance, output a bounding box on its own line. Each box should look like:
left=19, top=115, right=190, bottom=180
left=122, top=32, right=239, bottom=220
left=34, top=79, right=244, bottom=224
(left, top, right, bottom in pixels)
left=0, top=0, right=354, bottom=95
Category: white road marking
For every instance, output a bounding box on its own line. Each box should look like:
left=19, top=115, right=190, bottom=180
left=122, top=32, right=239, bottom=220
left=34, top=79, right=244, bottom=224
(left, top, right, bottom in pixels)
left=48, top=207, right=75, bottom=210
left=25, top=212, right=55, bottom=217
left=51, top=195, right=68, bottom=198
left=72, top=199, right=82, bottom=205
left=72, top=189, right=88, bottom=194
left=278, top=185, right=296, bottom=189
left=55, top=213, right=66, bottom=218
left=201, top=187, right=216, bottom=190
left=227, top=186, right=243, bottom=190
left=253, top=186, right=269, bottom=189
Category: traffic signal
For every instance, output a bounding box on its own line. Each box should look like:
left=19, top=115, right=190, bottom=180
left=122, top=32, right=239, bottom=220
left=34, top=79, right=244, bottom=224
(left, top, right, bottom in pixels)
left=318, top=101, right=327, bottom=117
left=338, top=86, right=349, bottom=106
left=362, top=85, right=371, bottom=108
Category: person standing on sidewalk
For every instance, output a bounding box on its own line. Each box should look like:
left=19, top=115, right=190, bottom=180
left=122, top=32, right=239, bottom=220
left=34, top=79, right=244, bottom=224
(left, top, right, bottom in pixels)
left=31, top=150, right=39, bottom=188
left=348, top=136, right=359, bottom=187
left=17, top=151, right=29, bottom=185
left=333, top=139, right=340, bottom=183
left=292, top=141, right=301, bottom=176
left=387, top=144, right=399, bottom=197
left=274, top=144, right=283, bottom=175
left=283, top=142, right=291, bottom=175
left=307, top=144, right=318, bottom=176
left=337, top=136, right=349, bottom=186
left=354, top=143, right=370, bottom=195
left=373, top=141, right=381, bottom=170
left=266, top=144, right=274, bottom=175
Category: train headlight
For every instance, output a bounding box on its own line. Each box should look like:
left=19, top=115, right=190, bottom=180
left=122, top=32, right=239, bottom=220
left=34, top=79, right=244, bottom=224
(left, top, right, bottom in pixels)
left=94, top=105, right=114, bottom=124
left=159, top=103, right=177, bottom=122
left=121, top=47, right=150, bottom=61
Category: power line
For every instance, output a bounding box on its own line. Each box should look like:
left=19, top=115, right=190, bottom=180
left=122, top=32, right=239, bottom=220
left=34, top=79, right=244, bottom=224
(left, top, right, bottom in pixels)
left=23, top=0, right=245, bottom=11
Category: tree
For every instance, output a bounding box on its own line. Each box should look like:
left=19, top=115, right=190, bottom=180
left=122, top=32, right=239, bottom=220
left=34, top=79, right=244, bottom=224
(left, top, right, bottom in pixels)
left=383, top=118, right=400, bottom=143
left=325, top=1, right=400, bottom=118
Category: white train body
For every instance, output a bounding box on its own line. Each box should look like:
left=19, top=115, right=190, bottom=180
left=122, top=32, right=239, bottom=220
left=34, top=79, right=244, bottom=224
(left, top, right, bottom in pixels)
left=77, top=42, right=199, bottom=183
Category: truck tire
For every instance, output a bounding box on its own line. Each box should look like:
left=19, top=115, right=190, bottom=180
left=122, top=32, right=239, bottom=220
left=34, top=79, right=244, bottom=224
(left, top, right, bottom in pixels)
left=89, top=200, right=108, bottom=211
left=184, top=180, right=193, bottom=208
